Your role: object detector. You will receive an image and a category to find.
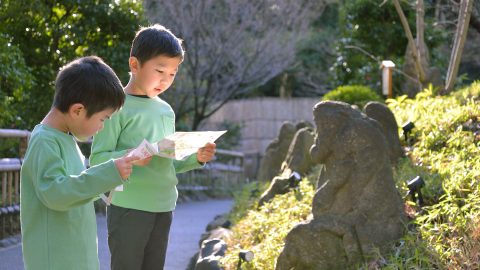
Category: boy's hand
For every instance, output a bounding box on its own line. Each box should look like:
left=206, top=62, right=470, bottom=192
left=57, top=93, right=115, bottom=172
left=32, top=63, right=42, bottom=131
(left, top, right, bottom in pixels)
left=114, top=155, right=139, bottom=180
left=133, top=156, right=153, bottom=166
left=197, top=142, right=216, bottom=163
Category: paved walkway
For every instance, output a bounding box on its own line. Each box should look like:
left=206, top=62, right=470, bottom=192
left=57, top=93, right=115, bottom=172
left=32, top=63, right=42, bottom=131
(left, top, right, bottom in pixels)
left=0, top=199, right=233, bottom=270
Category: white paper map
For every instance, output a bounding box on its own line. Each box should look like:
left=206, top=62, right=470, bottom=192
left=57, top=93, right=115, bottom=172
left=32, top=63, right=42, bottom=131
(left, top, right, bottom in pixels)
left=128, top=130, right=227, bottom=160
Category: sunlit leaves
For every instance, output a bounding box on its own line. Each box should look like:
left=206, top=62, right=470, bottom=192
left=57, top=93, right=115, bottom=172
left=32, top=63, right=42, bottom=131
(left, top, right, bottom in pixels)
left=0, top=0, right=145, bottom=129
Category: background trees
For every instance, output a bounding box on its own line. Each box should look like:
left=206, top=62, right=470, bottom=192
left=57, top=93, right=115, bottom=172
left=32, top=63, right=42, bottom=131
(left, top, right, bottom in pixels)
left=1, top=0, right=479, bottom=131
left=393, top=0, right=475, bottom=95
left=0, top=0, right=145, bottom=129
left=143, top=0, right=326, bottom=130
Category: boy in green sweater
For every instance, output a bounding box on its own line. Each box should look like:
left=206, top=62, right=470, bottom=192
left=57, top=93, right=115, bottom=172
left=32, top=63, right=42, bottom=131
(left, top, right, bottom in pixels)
left=20, top=56, right=139, bottom=270
left=90, top=24, right=216, bottom=270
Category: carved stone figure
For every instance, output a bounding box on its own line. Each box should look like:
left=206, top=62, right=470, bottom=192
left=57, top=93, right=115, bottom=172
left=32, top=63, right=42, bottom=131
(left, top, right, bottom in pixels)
left=364, top=101, right=404, bottom=164
left=276, top=101, right=407, bottom=269
left=256, top=122, right=296, bottom=182
left=258, top=127, right=314, bottom=207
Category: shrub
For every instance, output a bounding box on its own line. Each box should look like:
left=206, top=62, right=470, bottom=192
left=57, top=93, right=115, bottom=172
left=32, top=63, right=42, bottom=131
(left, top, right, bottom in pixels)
left=221, top=82, right=480, bottom=269
left=322, top=84, right=383, bottom=108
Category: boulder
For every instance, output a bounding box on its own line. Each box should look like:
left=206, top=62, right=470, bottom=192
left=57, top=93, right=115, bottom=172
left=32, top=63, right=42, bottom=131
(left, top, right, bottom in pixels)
left=364, top=101, right=404, bottom=164
left=256, top=122, right=296, bottom=182
left=277, top=101, right=407, bottom=269
left=194, top=239, right=227, bottom=270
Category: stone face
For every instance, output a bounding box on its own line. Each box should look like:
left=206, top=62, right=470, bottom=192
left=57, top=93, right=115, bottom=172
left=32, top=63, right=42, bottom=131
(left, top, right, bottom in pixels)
left=364, top=101, right=404, bottom=164
left=256, top=122, right=296, bottom=182
left=277, top=101, right=407, bottom=269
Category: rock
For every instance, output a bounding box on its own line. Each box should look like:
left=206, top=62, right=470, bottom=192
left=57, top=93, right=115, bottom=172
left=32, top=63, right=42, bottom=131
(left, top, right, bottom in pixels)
left=256, top=122, right=296, bottom=182
left=281, top=127, right=315, bottom=175
left=364, top=101, right=404, bottom=164
left=194, top=239, right=227, bottom=270
left=257, top=127, right=315, bottom=207
left=277, top=101, right=407, bottom=269
left=257, top=174, right=292, bottom=207
left=199, top=227, right=233, bottom=247
left=205, top=214, right=230, bottom=231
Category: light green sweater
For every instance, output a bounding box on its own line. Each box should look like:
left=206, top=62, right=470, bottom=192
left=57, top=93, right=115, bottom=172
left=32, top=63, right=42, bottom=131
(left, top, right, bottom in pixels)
left=20, top=124, right=124, bottom=270
left=90, top=95, right=201, bottom=212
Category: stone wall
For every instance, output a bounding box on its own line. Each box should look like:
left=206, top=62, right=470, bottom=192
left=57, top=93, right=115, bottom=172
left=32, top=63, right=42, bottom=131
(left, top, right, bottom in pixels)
left=200, top=97, right=319, bottom=178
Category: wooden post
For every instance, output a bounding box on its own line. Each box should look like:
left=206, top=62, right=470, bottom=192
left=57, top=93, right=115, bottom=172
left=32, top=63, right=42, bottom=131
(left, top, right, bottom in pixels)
left=381, top=60, right=395, bottom=98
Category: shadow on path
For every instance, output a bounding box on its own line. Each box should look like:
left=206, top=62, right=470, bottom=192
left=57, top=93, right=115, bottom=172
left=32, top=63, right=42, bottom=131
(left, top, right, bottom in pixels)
left=0, top=199, right=233, bottom=270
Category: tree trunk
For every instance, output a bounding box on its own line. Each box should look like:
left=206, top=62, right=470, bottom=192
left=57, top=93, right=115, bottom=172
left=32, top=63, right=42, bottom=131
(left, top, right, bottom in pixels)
left=392, top=0, right=426, bottom=83
left=279, top=73, right=291, bottom=98
left=444, top=0, right=474, bottom=94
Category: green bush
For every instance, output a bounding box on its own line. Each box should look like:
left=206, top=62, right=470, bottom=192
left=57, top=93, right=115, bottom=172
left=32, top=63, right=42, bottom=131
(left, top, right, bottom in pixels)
left=322, top=84, right=383, bottom=108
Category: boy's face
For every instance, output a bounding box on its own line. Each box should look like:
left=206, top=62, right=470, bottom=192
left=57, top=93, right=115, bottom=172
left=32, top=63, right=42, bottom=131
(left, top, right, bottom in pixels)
left=69, top=105, right=116, bottom=142
left=130, top=54, right=182, bottom=98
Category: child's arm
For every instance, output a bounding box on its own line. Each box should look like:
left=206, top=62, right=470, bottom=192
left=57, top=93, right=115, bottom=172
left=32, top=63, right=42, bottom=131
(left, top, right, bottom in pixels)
left=90, top=113, right=128, bottom=166
left=174, top=143, right=216, bottom=173
left=27, top=140, right=135, bottom=211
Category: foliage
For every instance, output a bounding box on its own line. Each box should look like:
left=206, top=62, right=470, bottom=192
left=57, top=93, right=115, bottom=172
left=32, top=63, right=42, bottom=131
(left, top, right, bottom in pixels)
left=249, top=2, right=342, bottom=97
left=226, top=181, right=266, bottom=225
left=332, top=0, right=445, bottom=95
left=222, top=81, right=480, bottom=269
left=222, top=179, right=315, bottom=270
left=144, top=0, right=325, bottom=129
left=0, top=34, right=34, bottom=128
left=384, top=81, right=480, bottom=269
left=322, top=84, right=383, bottom=108
left=213, top=121, right=243, bottom=150
left=0, top=0, right=145, bottom=129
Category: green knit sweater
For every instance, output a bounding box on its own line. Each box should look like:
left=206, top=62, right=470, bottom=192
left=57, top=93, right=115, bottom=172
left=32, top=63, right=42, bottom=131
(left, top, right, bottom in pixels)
left=90, top=95, right=201, bottom=212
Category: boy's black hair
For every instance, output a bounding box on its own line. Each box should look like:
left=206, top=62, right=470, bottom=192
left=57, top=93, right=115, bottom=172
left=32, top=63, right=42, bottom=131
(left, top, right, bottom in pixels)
left=53, top=56, right=125, bottom=118
left=130, top=24, right=184, bottom=64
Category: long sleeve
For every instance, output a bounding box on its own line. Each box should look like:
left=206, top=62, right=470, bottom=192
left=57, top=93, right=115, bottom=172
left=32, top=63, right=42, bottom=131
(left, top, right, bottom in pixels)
left=174, top=153, right=203, bottom=173
left=90, top=112, right=128, bottom=165
left=28, top=140, right=123, bottom=211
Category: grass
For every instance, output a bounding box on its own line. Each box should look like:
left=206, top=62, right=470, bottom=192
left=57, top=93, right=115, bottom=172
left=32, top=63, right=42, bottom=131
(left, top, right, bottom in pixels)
left=220, top=82, right=480, bottom=269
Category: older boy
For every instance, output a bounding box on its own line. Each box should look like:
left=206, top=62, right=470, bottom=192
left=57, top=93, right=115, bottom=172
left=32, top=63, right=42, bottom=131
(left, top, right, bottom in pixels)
left=90, top=24, right=216, bottom=270
left=20, top=56, right=138, bottom=270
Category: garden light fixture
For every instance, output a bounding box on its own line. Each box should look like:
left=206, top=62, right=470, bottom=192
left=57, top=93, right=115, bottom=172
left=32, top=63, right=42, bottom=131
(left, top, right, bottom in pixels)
left=402, top=121, right=415, bottom=142
left=237, top=250, right=254, bottom=269
left=407, top=176, right=425, bottom=206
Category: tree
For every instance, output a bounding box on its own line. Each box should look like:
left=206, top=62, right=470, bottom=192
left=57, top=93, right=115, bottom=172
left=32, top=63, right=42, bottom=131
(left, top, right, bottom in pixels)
left=331, top=0, right=417, bottom=94
left=392, top=0, right=474, bottom=95
left=0, top=34, right=33, bottom=128
left=0, top=0, right=145, bottom=129
left=444, top=0, right=474, bottom=93
left=143, top=0, right=325, bottom=130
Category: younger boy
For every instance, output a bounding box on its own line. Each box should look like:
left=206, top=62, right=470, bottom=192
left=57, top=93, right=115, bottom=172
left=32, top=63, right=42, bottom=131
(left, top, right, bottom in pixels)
left=20, top=56, right=138, bottom=270
left=90, top=24, right=216, bottom=270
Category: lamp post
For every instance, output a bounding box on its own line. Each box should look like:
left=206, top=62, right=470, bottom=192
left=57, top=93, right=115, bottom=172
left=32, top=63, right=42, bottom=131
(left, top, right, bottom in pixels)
left=381, top=60, right=395, bottom=98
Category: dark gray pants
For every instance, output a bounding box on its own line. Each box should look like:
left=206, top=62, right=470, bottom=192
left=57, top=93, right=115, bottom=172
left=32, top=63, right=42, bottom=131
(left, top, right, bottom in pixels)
left=107, top=204, right=173, bottom=270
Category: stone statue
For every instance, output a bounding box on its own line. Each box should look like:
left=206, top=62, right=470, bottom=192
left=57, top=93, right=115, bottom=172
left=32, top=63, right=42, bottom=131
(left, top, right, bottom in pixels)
left=276, top=101, right=407, bottom=269
left=258, top=127, right=314, bottom=207
left=364, top=101, right=404, bottom=164
left=256, top=122, right=296, bottom=182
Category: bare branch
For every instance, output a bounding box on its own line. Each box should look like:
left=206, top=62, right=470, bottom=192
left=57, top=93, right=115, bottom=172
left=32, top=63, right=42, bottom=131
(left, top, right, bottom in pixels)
left=143, top=0, right=324, bottom=129
left=392, top=0, right=427, bottom=82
